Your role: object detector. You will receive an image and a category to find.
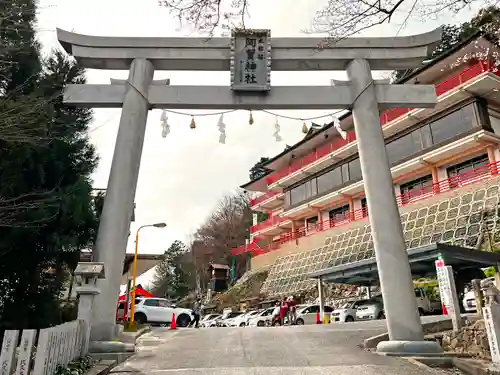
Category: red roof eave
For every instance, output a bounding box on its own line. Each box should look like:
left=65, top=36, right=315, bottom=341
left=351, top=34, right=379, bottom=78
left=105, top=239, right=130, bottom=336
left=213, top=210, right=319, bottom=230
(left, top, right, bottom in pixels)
left=231, top=241, right=265, bottom=256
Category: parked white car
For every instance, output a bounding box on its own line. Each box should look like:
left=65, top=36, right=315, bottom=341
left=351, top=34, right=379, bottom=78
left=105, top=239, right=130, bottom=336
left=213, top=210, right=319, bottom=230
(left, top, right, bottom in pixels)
left=217, top=311, right=244, bottom=327
left=225, top=310, right=260, bottom=327
left=200, top=314, right=221, bottom=328
left=462, top=290, right=476, bottom=312
left=133, top=297, right=193, bottom=327
left=220, top=312, right=245, bottom=327
left=295, top=304, right=333, bottom=325
left=331, top=300, right=367, bottom=323
left=248, top=307, right=275, bottom=327
left=356, top=288, right=441, bottom=321
left=356, top=297, right=384, bottom=320
left=242, top=310, right=262, bottom=326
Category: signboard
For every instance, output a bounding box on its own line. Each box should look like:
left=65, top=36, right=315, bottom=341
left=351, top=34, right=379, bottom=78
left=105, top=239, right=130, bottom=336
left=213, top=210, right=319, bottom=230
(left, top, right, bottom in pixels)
left=0, top=330, right=19, bottom=375
left=230, top=29, right=271, bottom=91
left=435, top=260, right=461, bottom=331
left=483, top=304, right=500, bottom=363
left=15, top=329, right=36, bottom=375
left=435, top=259, right=447, bottom=305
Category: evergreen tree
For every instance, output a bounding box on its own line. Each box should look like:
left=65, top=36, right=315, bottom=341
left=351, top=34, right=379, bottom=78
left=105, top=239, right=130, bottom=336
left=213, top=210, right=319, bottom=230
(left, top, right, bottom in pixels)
left=392, top=6, right=500, bottom=82
left=249, top=157, right=270, bottom=181
left=0, top=0, right=99, bottom=329
left=152, top=240, right=195, bottom=299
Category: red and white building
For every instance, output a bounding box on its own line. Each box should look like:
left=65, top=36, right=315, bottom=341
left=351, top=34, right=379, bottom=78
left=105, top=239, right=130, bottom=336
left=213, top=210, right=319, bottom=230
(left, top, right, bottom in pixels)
left=233, top=32, right=500, bottom=272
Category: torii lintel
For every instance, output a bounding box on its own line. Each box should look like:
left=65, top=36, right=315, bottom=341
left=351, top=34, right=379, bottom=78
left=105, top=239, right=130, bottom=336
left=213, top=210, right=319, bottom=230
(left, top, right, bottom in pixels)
left=56, top=28, right=442, bottom=71
left=63, top=83, right=437, bottom=110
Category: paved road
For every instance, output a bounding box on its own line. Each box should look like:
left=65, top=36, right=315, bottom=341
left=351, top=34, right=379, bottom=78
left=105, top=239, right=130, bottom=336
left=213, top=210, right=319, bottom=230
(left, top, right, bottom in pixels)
left=110, top=321, right=445, bottom=375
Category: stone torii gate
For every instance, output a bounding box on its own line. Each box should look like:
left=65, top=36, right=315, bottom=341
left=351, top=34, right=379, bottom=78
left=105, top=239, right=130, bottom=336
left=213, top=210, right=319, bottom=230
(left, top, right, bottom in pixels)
left=58, top=28, right=442, bottom=353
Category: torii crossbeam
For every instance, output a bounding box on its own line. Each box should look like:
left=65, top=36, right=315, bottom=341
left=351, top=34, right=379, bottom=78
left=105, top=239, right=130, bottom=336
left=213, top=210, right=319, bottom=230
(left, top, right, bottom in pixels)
left=58, top=28, right=443, bottom=355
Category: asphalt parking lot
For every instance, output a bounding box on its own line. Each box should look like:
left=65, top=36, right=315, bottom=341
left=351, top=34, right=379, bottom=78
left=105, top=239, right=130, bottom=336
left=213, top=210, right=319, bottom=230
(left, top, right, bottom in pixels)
left=110, top=318, right=450, bottom=375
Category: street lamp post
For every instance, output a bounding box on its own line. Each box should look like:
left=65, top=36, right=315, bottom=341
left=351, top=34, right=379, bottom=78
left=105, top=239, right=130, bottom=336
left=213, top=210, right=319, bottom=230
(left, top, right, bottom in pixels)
left=128, top=222, right=166, bottom=328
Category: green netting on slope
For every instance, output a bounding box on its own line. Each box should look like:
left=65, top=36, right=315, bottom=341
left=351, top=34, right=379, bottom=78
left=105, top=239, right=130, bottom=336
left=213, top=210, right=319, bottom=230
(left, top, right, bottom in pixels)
left=261, top=181, right=500, bottom=297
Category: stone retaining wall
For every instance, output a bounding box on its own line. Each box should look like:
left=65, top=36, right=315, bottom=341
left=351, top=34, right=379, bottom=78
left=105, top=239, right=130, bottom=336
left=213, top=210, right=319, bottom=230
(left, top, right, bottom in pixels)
left=442, top=319, right=491, bottom=359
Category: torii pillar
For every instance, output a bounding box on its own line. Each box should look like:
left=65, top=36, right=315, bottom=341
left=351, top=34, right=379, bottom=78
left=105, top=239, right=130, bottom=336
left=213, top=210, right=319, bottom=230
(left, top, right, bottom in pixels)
left=57, top=28, right=443, bottom=354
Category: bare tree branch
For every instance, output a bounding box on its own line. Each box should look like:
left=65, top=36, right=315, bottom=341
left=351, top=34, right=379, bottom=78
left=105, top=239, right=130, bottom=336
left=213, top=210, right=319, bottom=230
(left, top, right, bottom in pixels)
left=187, top=191, right=251, bottom=289
left=157, top=0, right=497, bottom=43
left=158, top=0, right=249, bottom=36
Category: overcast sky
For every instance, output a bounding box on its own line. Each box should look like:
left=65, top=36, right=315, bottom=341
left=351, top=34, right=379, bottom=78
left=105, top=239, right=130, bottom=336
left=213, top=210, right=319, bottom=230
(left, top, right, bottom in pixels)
left=35, top=0, right=483, bottom=285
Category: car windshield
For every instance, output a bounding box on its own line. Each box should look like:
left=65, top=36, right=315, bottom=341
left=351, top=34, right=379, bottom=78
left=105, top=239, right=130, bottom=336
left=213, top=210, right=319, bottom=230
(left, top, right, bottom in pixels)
left=341, top=302, right=355, bottom=309
left=297, top=306, right=310, bottom=314
left=202, top=314, right=218, bottom=321
left=364, top=297, right=383, bottom=306
left=223, top=312, right=242, bottom=319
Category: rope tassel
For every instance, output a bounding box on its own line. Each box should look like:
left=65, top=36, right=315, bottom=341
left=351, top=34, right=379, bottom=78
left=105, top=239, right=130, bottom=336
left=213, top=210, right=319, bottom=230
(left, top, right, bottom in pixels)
left=273, top=116, right=282, bottom=142
left=217, top=114, right=226, bottom=144
left=153, top=108, right=348, bottom=144
left=160, top=110, right=170, bottom=138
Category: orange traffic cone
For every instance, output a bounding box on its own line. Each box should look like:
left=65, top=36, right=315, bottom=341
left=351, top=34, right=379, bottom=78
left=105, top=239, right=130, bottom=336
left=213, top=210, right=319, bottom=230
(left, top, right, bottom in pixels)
left=316, top=311, right=322, bottom=324
left=170, top=313, right=177, bottom=330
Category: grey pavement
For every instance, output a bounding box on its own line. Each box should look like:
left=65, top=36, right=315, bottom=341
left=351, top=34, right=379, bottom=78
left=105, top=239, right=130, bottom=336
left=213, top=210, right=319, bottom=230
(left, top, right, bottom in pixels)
left=109, top=320, right=448, bottom=375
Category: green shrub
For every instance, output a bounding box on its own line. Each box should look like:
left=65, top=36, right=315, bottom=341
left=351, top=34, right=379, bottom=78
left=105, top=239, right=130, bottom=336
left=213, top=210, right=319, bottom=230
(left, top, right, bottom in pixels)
left=54, top=355, right=93, bottom=375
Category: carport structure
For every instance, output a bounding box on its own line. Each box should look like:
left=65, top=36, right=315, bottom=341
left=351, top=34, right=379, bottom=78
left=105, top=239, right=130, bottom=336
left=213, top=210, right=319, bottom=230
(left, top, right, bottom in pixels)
left=309, top=243, right=500, bottom=317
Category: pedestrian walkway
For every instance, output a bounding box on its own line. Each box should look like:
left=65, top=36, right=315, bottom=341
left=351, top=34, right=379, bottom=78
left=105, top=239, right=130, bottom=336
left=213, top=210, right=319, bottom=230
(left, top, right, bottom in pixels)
left=109, top=323, right=447, bottom=375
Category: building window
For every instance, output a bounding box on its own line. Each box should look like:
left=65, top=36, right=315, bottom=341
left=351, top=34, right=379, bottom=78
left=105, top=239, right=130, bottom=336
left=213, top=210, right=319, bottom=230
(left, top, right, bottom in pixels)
left=386, top=131, right=419, bottom=164
left=399, top=175, right=433, bottom=204
left=360, top=198, right=368, bottom=217
left=446, top=154, right=489, bottom=187
left=283, top=104, right=476, bottom=209
left=317, top=167, right=342, bottom=194
left=386, top=103, right=474, bottom=165
left=290, top=184, right=306, bottom=205
left=490, top=115, right=500, bottom=134
left=306, top=216, right=318, bottom=231
left=429, top=104, right=474, bottom=145
left=284, top=191, right=291, bottom=207
left=329, top=204, right=350, bottom=224
left=348, top=158, right=362, bottom=181
left=447, top=155, right=489, bottom=176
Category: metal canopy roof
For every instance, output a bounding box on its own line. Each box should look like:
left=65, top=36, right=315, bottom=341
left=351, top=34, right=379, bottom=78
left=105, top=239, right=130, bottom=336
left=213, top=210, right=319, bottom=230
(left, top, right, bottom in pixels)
left=308, top=243, right=500, bottom=286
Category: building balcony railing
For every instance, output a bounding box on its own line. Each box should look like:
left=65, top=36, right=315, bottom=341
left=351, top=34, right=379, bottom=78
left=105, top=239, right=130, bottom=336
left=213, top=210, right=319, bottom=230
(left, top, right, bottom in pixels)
left=257, top=161, right=500, bottom=254
left=265, top=133, right=357, bottom=185
left=275, top=206, right=370, bottom=245
left=396, top=162, right=497, bottom=206
left=250, top=214, right=288, bottom=234
left=265, top=61, right=497, bottom=187
left=250, top=190, right=281, bottom=207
